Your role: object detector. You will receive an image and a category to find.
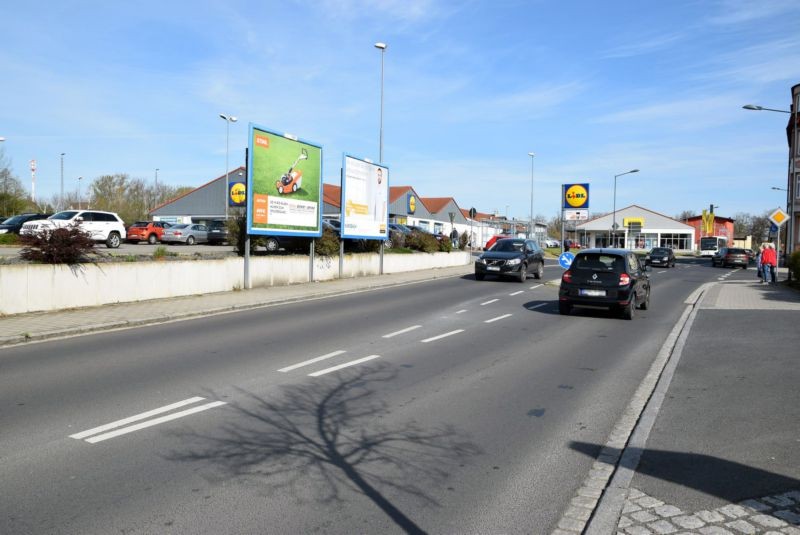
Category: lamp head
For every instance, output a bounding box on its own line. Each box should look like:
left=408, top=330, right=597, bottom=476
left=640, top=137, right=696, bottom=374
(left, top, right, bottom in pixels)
left=374, top=42, right=387, bottom=50
left=528, top=152, right=535, bottom=157
left=742, top=104, right=763, bottom=111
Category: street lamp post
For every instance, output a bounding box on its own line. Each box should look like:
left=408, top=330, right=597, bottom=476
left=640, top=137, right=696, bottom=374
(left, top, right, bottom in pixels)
left=60, top=153, right=65, bottom=211
left=612, top=169, right=639, bottom=247
left=743, top=101, right=796, bottom=278
left=375, top=42, right=387, bottom=163
left=219, top=114, right=238, bottom=220
left=528, top=152, right=535, bottom=239
left=77, top=176, right=83, bottom=210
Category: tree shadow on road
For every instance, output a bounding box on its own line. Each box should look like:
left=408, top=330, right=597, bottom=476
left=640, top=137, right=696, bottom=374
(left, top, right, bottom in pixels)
left=167, top=365, right=481, bottom=534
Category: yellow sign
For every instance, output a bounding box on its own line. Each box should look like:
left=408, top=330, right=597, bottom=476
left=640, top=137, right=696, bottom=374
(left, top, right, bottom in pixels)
left=229, top=182, right=246, bottom=205
left=701, top=209, right=715, bottom=234
left=564, top=184, right=589, bottom=208
left=769, top=207, right=788, bottom=226
left=623, top=217, right=644, bottom=227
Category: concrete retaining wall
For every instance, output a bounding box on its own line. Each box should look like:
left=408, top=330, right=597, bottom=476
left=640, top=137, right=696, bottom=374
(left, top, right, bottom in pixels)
left=0, top=252, right=470, bottom=315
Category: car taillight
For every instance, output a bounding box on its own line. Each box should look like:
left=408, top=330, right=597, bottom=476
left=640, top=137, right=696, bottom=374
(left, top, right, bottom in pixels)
left=174, top=231, right=182, bottom=236
left=619, top=273, right=631, bottom=286
left=562, top=270, right=572, bottom=283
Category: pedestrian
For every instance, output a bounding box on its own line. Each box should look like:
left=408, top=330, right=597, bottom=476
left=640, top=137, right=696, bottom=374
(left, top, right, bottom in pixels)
left=450, top=228, right=459, bottom=248
left=761, top=242, right=778, bottom=284
left=756, top=244, right=764, bottom=282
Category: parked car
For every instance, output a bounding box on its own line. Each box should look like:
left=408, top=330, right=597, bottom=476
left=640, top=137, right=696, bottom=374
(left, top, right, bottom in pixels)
left=564, top=239, right=581, bottom=250
left=543, top=237, right=561, bottom=248
left=0, top=213, right=51, bottom=235
left=474, top=238, right=545, bottom=282
left=206, top=220, right=230, bottom=245
left=388, top=223, right=413, bottom=236
left=484, top=234, right=513, bottom=251
left=711, top=247, right=749, bottom=268
left=645, top=246, right=676, bottom=268
left=161, top=223, right=208, bottom=245
left=559, top=248, right=651, bottom=320
left=407, top=225, right=444, bottom=242
left=20, top=210, right=126, bottom=248
left=126, top=221, right=171, bottom=244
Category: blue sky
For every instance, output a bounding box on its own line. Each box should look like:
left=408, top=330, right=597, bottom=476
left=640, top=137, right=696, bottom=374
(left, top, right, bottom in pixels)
left=1, top=0, right=799, bottom=221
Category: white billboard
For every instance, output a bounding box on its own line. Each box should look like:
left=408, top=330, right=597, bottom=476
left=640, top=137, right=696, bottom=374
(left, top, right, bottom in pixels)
left=341, top=154, right=389, bottom=239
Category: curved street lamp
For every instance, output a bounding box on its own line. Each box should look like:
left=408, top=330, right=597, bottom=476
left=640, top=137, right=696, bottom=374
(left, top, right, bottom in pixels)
left=528, top=152, right=535, bottom=238
left=374, top=42, right=387, bottom=163
left=219, top=114, right=238, bottom=220
left=611, top=169, right=639, bottom=246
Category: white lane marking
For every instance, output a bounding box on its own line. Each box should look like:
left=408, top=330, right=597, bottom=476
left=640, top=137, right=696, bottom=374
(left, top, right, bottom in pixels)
left=481, top=299, right=499, bottom=306
left=485, top=314, right=512, bottom=323
left=456, top=309, right=468, bottom=314
left=84, top=401, right=227, bottom=444
left=69, top=396, right=206, bottom=439
left=527, top=303, right=547, bottom=310
left=382, top=325, right=421, bottom=339
left=657, top=270, right=667, bottom=274
left=421, top=330, right=464, bottom=343
left=529, top=284, right=543, bottom=290
left=509, top=290, right=524, bottom=296
left=308, top=355, right=381, bottom=377
left=278, top=350, right=346, bottom=372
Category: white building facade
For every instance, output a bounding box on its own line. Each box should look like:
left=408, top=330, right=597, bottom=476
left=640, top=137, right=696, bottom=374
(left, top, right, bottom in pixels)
left=576, top=205, right=695, bottom=252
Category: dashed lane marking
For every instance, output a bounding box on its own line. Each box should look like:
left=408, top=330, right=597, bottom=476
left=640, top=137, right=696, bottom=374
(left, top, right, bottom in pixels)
left=278, top=350, right=347, bottom=372
left=456, top=309, right=468, bottom=314
left=382, top=325, right=422, bottom=338
left=509, top=291, right=524, bottom=296
left=308, top=355, right=381, bottom=377
left=485, top=314, right=512, bottom=323
left=529, top=284, right=543, bottom=290
left=421, top=330, right=464, bottom=343
left=481, top=299, right=499, bottom=306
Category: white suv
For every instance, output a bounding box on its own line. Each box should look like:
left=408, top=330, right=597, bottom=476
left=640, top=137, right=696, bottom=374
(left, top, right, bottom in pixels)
left=20, top=210, right=127, bottom=248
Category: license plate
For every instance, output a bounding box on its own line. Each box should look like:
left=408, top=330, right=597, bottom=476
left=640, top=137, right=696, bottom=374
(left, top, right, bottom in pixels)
left=579, top=289, right=606, bottom=297
left=487, top=266, right=500, bottom=271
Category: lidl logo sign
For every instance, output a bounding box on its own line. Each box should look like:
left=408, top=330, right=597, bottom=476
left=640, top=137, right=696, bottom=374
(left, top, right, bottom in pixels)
left=563, top=183, right=589, bottom=209
left=407, top=194, right=417, bottom=214
left=229, top=182, right=246, bottom=206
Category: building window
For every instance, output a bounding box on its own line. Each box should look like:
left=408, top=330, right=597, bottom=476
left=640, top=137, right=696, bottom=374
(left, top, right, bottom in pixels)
left=660, top=233, right=691, bottom=250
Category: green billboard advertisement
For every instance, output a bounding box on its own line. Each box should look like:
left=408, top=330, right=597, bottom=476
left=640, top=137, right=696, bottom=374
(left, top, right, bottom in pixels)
left=246, top=123, right=322, bottom=236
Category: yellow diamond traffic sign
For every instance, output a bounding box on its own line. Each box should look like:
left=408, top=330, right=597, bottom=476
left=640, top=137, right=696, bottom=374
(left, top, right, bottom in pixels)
left=768, top=207, right=788, bottom=227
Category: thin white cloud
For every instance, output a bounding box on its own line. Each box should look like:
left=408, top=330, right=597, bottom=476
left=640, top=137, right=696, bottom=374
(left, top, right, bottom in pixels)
left=708, top=0, right=799, bottom=25
left=698, top=37, right=800, bottom=85
left=602, top=32, right=685, bottom=59
left=592, top=93, right=746, bottom=130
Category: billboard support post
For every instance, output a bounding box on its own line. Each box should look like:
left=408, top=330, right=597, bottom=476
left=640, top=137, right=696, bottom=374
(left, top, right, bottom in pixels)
left=339, top=241, right=344, bottom=279
left=309, top=241, right=315, bottom=282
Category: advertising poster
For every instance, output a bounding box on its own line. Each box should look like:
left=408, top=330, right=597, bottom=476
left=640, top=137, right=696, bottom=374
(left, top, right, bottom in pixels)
left=246, top=124, right=322, bottom=236
left=341, top=154, right=389, bottom=239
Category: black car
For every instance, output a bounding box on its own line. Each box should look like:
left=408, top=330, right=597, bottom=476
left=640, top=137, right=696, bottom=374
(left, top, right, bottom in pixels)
left=0, top=213, right=51, bottom=235
left=645, top=246, right=676, bottom=268
left=711, top=247, right=749, bottom=268
left=559, top=248, right=650, bottom=320
left=207, top=220, right=230, bottom=245
left=474, top=238, right=545, bottom=282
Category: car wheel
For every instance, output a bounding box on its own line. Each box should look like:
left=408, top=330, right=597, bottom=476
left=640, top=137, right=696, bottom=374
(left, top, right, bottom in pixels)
left=106, top=232, right=121, bottom=249
left=147, top=234, right=157, bottom=245
left=475, top=272, right=485, bottom=281
left=639, top=289, right=650, bottom=310
left=517, top=264, right=527, bottom=282
left=558, top=302, right=571, bottom=315
left=265, top=237, right=280, bottom=253
left=622, top=301, right=635, bottom=320
left=187, top=236, right=195, bottom=245
left=534, top=261, right=544, bottom=279
left=385, top=239, right=393, bottom=249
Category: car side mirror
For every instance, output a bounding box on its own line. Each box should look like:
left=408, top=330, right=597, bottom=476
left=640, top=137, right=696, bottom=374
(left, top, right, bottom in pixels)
left=75, top=216, right=84, bottom=222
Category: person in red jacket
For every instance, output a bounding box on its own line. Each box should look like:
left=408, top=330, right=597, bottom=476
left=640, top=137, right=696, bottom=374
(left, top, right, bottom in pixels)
left=760, top=243, right=777, bottom=284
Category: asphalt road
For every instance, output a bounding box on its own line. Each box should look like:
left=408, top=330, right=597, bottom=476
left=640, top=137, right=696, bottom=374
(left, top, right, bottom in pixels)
left=0, top=258, right=725, bottom=534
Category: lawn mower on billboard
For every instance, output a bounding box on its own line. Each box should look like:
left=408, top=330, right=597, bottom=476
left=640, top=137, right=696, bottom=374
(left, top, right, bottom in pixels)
left=276, top=148, right=308, bottom=194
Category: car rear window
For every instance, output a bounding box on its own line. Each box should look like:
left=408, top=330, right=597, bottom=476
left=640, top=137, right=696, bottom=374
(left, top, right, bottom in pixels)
left=573, top=253, right=625, bottom=272
left=651, top=248, right=670, bottom=254
left=130, top=222, right=148, bottom=228
left=727, top=248, right=746, bottom=254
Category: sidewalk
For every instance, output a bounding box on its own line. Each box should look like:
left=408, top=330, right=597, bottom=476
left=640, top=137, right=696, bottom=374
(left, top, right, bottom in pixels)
left=596, top=278, right=800, bottom=535
left=0, top=264, right=474, bottom=347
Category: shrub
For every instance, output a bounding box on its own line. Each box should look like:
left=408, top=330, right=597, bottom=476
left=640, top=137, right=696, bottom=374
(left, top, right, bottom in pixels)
left=314, top=227, right=340, bottom=256
left=406, top=231, right=440, bottom=253
left=388, top=229, right=405, bottom=249
left=19, top=224, right=95, bottom=264
left=230, top=215, right=264, bottom=256
left=152, top=245, right=177, bottom=260
left=438, top=237, right=452, bottom=253
left=0, top=233, right=20, bottom=245
left=459, top=232, right=468, bottom=250
left=789, top=250, right=800, bottom=283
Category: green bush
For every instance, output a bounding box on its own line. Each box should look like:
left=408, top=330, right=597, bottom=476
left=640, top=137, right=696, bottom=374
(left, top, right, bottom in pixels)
left=406, top=231, right=440, bottom=253
left=438, top=237, right=452, bottom=253
left=19, top=224, right=96, bottom=264
left=0, top=233, right=20, bottom=245
left=314, top=227, right=340, bottom=256
left=458, top=232, right=468, bottom=250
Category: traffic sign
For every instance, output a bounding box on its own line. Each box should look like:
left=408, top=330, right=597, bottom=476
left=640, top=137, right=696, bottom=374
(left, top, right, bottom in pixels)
left=768, top=207, right=788, bottom=227
left=469, top=207, right=477, bottom=219
left=558, top=252, right=575, bottom=269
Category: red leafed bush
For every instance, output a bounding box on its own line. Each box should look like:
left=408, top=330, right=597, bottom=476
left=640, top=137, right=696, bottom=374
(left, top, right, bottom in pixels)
left=19, top=224, right=96, bottom=264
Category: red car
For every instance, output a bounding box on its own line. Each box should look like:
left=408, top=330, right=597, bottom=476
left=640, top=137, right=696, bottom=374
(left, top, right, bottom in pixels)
left=126, top=221, right=171, bottom=244
left=484, top=234, right=513, bottom=250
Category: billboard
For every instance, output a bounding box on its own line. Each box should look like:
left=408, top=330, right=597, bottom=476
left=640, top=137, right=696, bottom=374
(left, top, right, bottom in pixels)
left=246, top=124, right=322, bottom=237
left=341, top=155, right=389, bottom=239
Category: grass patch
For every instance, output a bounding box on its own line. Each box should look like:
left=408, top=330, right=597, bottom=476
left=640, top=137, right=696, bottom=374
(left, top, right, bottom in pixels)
left=0, top=233, right=20, bottom=245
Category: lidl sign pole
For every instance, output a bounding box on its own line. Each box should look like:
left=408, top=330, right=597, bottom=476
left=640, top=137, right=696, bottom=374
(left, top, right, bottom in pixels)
left=562, top=183, right=590, bottom=251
